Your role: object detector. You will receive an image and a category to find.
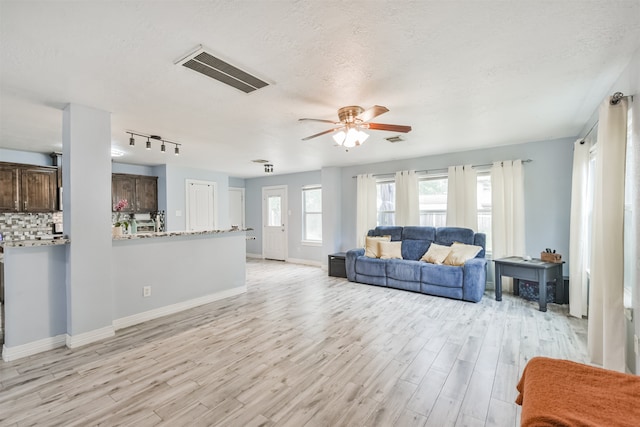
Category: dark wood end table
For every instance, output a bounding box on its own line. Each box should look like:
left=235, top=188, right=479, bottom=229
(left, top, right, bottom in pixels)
left=494, top=256, right=564, bottom=312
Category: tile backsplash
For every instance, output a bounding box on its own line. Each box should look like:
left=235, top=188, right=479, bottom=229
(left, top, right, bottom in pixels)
left=0, top=212, right=63, bottom=241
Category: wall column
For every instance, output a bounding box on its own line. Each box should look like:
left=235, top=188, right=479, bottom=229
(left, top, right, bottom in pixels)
left=62, top=103, right=114, bottom=346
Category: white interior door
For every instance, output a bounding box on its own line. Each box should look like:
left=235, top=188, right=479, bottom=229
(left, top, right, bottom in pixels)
left=263, top=186, right=287, bottom=261
left=228, top=187, right=245, bottom=229
left=186, top=180, right=217, bottom=231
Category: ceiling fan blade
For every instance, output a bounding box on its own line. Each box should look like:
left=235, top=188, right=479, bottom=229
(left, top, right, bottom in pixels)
left=356, top=105, right=389, bottom=122
left=366, top=123, right=412, bottom=133
left=299, top=118, right=340, bottom=124
left=301, top=127, right=345, bottom=141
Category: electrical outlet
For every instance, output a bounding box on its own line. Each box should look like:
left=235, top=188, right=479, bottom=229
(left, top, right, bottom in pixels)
left=635, top=335, right=639, bottom=355
left=143, top=286, right=151, bottom=297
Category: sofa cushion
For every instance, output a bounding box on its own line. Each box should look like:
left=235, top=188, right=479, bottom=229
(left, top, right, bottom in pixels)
left=421, top=263, right=464, bottom=288
left=401, top=226, right=436, bottom=260
left=379, top=241, right=403, bottom=259
left=355, top=256, right=387, bottom=277
left=365, top=235, right=391, bottom=258
left=402, top=239, right=431, bottom=261
left=387, top=259, right=422, bottom=282
left=443, top=242, right=483, bottom=266
left=420, top=243, right=452, bottom=264
left=368, top=226, right=403, bottom=241
left=435, top=227, right=475, bottom=246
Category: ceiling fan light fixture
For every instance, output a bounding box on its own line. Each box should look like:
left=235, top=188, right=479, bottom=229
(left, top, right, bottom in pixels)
left=332, top=130, right=346, bottom=145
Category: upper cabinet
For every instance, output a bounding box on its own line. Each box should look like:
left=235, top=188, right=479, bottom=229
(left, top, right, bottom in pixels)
left=0, top=163, right=58, bottom=212
left=112, top=173, right=158, bottom=213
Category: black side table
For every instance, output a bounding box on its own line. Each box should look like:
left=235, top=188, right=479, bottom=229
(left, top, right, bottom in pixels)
left=494, top=256, right=564, bottom=312
left=328, top=252, right=347, bottom=278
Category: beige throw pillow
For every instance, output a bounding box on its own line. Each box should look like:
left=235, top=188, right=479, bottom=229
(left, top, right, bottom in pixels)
left=364, top=235, right=391, bottom=258
left=420, top=243, right=452, bottom=264
left=443, top=242, right=483, bottom=266
left=379, top=241, right=403, bottom=259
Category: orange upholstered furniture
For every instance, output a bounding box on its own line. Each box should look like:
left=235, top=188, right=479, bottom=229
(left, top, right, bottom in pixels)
left=516, top=357, right=640, bottom=427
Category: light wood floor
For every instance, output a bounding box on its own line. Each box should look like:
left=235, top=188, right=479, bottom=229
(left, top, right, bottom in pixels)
left=0, top=259, right=588, bottom=426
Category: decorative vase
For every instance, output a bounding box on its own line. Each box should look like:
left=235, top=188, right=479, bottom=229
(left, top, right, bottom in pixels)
left=112, top=226, right=122, bottom=237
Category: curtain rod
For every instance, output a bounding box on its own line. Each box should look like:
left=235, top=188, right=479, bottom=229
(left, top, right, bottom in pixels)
left=580, top=91, right=634, bottom=144
left=352, top=159, right=532, bottom=179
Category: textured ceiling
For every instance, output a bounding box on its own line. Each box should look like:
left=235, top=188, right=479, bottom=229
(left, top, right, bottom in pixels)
left=1, top=1, right=639, bottom=178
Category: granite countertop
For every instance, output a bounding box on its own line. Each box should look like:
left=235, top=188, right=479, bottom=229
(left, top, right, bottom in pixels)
left=0, top=237, right=71, bottom=248
left=113, top=228, right=252, bottom=241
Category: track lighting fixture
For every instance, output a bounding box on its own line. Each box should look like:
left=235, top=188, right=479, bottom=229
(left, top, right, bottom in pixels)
left=126, top=131, right=183, bottom=156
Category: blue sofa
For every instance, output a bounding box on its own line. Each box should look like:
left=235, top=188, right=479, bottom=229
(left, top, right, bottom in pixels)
left=346, top=226, right=487, bottom=302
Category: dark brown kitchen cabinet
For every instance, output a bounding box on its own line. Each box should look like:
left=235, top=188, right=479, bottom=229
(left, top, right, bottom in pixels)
left=111, top=173, right=157, bottom=213
left=21, top=167, right=57, bottom=212
left=0, top=163, right=58, bottom=212
left=0, top=165, right=19, bottom=212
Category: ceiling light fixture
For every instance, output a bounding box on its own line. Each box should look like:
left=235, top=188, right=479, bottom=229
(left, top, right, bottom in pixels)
left=332, top=125, right=369, bottom=148
left=126, top=131, right=183, bottom=156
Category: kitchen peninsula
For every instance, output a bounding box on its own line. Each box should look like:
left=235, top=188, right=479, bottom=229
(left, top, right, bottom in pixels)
left=1, top=229, right=248, bottom=361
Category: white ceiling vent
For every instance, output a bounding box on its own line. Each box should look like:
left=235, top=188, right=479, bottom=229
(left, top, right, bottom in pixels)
left=176, top=45, right=269, bottom=94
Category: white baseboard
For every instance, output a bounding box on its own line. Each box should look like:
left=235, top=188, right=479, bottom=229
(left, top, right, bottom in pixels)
left=66, top=326, right=115, bottom=349
left=113, top=286, right=247, bottom=330
left=286, top=257, right=322, bottom=268
left=2, top=334, right=66, bottom=362
left=246, top=253, right=263, bottom=259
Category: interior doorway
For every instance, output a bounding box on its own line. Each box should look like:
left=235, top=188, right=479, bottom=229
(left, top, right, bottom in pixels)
left=228, top=187, right=245, bottom=229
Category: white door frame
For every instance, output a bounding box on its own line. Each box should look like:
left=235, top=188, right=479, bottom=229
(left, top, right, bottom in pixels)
left=228, top=187, right=245, bottom=229
left=262, top=185, right=288, bottom=260
left=185, top=179, right=218, bottom=231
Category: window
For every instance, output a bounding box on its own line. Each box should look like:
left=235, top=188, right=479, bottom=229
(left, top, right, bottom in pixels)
left=302, top=186, right=322, bottom=242
left=376, top=180, right=395, bottom=225
left=477, top=172, right=492, bottom=251
left=418, top=175, right=447, bottom=227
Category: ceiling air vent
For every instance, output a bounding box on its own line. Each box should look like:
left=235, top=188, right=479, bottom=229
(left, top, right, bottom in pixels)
left=385, top=136, right=404, bottom=143
left=176, top=45, right=269, bottom=94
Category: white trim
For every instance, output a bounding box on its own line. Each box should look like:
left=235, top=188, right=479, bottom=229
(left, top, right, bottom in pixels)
left=301, top=240, right=322, bottom=247
left=246, top=252, right=263, bottom=259
left=185, top=179, right=218, bottom=231
left=2, top=334, right=67, bottom=362
left=66, top=326, right=115, bottom=349
left=113, top=286, right=246, bottom=330
left=286, top=257, right=322, bottom=267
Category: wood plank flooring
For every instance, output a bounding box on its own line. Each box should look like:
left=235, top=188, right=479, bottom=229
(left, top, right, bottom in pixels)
left=0, top=259, right=588, bottom=426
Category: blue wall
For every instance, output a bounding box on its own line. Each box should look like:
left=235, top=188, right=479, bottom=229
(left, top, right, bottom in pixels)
left=337, top=138, right=574, bottom=274
left=245, top=170, right=323, bottom=263
left=0, top=148, right=54, bottom=166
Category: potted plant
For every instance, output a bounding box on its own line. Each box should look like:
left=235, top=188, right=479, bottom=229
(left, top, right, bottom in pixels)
left=113, top=199, right=129, bottom=237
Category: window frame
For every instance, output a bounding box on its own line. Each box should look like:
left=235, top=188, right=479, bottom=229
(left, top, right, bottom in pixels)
left=301, top=185, right=322, bottom=245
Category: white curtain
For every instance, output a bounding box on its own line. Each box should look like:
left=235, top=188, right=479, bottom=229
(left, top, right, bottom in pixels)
left=491, top=160, right=525, bottom=293
left=395, top=170, right=419, bottom=226
left=356, top=174, right=377, bottom=247
left=569, top=139, right=591, bottom=318
left=588, top=96, right=628, bottom=372
left=446, top=165, right=478, bottom=229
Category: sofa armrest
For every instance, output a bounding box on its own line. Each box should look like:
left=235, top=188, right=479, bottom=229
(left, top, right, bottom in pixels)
left=463, top=258, right=488, bottom=302
left=346, top=248, right=364, bottom=281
